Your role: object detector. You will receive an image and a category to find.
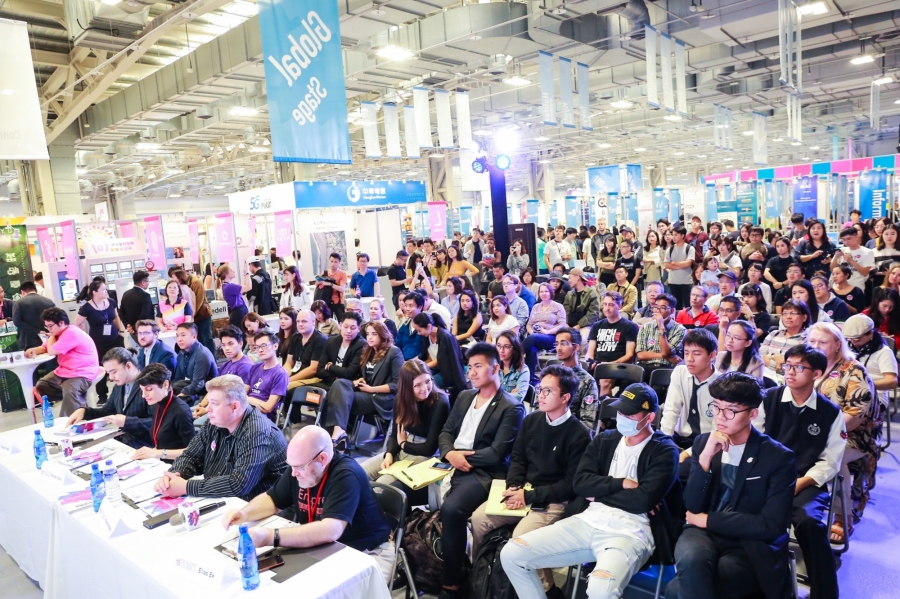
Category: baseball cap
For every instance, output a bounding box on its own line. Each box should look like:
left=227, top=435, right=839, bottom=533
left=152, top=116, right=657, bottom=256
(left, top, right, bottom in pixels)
left=619, top=225, right=633, bottom=233
left=608, top=383, right=659, bottom=416
left=569, top=268, right=586, bottom=279
left=843, top=314, right=875, bottom=339
left=691, top=215, right=703, bottom=222
left=718, top=271, right=738, bottom=283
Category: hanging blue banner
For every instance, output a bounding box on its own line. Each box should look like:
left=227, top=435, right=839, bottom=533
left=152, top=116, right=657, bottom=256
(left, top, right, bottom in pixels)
left=669, top=188, right=681, bottom=222
left=706, top=185, right=718, bottom=221
left=526, top=200, right=539, bottom=224
left=735, top=181, right=758, bottom=225
left=415, top=211, right=427, bottom=238
left=608, top=193, right=619, bottom=227
left=294, top=180, right=426, bottom=208
left=859, top=169, right=888, bottom=220
left=449, top=208, right=460, bottom=236
left=764, top=180, right=778, bottom=219
left=549, top=203, right=559, bottom=227
left=587, top=166, right=621, bottom=194
left=625, top=165, right=643, bottom=192
left=258, top=0, right=351, bottom=163
left=623, top=193, right=639, bottom=225
left=652, top=188, right=668, bottom=223
left=483, top=206, right=492, bottom=231
left=506, top=204, right=513, bottom=224
left=539, top=51, right=557, bottom=126
left=565, top=196, right=580, bottom=226
left=793, top=175, right=818, bottom=220
left=459, top=206, right=473, bottom=235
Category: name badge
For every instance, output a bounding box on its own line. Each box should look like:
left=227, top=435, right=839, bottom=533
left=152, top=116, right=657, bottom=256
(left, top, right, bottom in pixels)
left=41, top=461, right=78, bottom=487
left=173, top=555, right=229, bottom=588
left=97, top=498, right=136, bottom=539
left=103, top=324, right=113, bottom=336
left=0, top=437, right=19, bottom=456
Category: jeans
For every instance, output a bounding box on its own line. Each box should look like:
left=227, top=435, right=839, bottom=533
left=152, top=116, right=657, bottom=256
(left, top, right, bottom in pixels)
left=501, top=516, right=650, bottom=599
left=523, top=334, right=557, bottom=382
left=195, top=317, right=216, bottom=357
left=440, top=471, right=489, bottom=587
left=666, top=527, right=761, bottom=599
left=792, top=485, right=838, bottom=599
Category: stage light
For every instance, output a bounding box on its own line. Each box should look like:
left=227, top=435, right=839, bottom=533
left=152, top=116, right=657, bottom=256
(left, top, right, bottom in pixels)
left=472, top=157, right=488, bottom=174
left=495, top=154, right=511, bottom=170
left=493, top=127, right=519, bottom=155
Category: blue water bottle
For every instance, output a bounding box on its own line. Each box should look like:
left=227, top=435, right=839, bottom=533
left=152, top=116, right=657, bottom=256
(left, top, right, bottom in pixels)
left=238, top=524, right=260, bottom=591
left=33, top=430, right=47, bottom=469
left=41, top=396, right=53, bottom=428
left=90, top=463, right=106, bottom=512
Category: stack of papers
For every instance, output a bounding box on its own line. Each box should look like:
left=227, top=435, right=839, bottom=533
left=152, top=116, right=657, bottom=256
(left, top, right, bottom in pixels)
left=484, top=480, right=533, bottom=517
left=216, top=516, right=299, bottom=559
left=379, top=457, right=453, bottom=490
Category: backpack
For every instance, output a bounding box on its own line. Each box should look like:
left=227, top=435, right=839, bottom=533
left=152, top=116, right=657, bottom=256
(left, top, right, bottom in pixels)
left=469, top=525, right=519, bottom=599
left=400, top=509, right=446, bottom=594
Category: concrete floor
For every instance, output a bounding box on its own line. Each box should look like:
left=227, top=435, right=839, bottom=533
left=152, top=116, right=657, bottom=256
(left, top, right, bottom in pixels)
left=2, top=405, right=898, bottom=599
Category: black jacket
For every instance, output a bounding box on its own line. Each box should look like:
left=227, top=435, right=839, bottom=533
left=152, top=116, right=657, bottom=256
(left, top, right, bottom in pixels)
left=148, top=395, right=196, bottom=450
left=360, top=346, right=404, bottom=420
left=119, top=286, right=155, bottom=331
left=82, top=383, right=152, bottom=447
left=137, top=341, right=177, bottom=376
left=438, top=388, right=525, bottom=492
left=419, top=327, right=468, bottom=394
left=248, top=269, right=277, bottom=315
left=685, top=429, right=797, bottom=599
left=315, top=335, right=367, bottom=384
left=12, top=292, right=56, bottom=350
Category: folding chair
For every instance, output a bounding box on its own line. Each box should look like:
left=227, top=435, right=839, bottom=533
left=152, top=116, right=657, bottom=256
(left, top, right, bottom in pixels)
left=279, top=386, right=329, bottom=433
left=790, top=473, right=850, bottom=589
left=592, top=363, right=645, bottom=397
left=523, top=385, right=536, bottom=412
left=371, top=482, right=417, bottom=598
left=347, top=412, right=393, bottom=457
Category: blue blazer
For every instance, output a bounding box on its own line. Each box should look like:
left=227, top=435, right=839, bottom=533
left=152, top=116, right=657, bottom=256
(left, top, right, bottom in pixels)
left=138, top=341, right=177, bottom=376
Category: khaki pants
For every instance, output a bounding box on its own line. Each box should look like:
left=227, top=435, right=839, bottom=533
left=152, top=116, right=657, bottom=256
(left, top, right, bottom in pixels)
left=471, top=501, right=567, bottom=591
left=287, top=376, right=321, bottom=391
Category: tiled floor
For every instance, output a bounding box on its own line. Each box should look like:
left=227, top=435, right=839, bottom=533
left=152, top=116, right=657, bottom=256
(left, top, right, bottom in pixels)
left=2, top=406, right=898, bottom=599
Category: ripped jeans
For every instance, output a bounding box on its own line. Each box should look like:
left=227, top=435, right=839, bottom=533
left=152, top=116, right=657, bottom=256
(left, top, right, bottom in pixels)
left=500, top=516, right=650, bottom=599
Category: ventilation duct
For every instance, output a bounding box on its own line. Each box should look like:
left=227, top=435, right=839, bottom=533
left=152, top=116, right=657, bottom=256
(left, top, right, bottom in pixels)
left=63, top=0, right=149, bottom=51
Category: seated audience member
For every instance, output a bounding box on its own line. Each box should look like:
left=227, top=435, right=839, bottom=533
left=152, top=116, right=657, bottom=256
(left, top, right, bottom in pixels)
left=555, top=327, right=599, bottom=428
left=830, top=264, right=865, bottom=315
left=704, top=271, right=739, bottom=312
left=396, top=292, right=425, bottom=360
left=486, top=296, right=520, bottom=343
left=67, top=347, right=150, bottom=448
left=417, top=287, right=453, bottom=324
left=753, top=344, right=845, bottom=599
left=633, top=280, right=665, bottom=326
left=502, top=383, right=680, bottom=599
left=863, top=287, right=900, bottom=349
left=547, top=273, right=570, bottom=304
left=812, top=275, right=851, bottom=323
left=315, top=312, right=367, bottom=391
left=172, top=323, right=219, bottom=405
left=517, top=276, right=537, bottom=311
left=311, top=300, right=340, bottom=337
left=364, top=298, right=397, bottom=339
left=764, top=236, right=799, bottom=292
left=12, top=281, right=55, bottom=350
left=587, top=291, right=639, bottom=369
left=437, top=343, right=525, bottom=598
left=522, top=283, right=567, bottom=378
left=453, top=289, right=485, bottom=346
left=790, top=279, right=829, bottom=324
left=28, top=307, right=100, bottom=417
left=192, top=326, right=254, bottom=425
left=738, top=263, right=773, bottom=309
left=636, top=293, right=686, bottom=379
left=472, top=364, right=591, bottom=596
left=243, top=331, right=289, bottom=421
left=760, top=299, right=811, bottom=379
left=129, top=364, right=196, bottom=460
left=737, top=284, right=772, bottom=339
left=283, top=310, right=326, bottom=389
left=119, top=270, right=156, bottom=341
left=665, top=372, right=797, bottom=599
left=845, top=314, right=898, bottom=409
left=676, top=286, right=719, bottom=329
left=440, top=276, right=462, bottom=321
left=705, top=296, right=745, bottom=340
left=563, top=268, right=601, bottom=336
left=772, top=263, right=804, bottom=312
left=414, top=312, right=468, bottom=397
left=806, top=322, right=878, bottom=543
left=362, top=359, right=451, bottom=484
left=275, top=308, right=298, bottom=364
left=221, top=426, right=393, bottom=579
left=135, top=319, right=176, bottom=374
left=344, top=297, right=364, bottom=318
left=487, top=263, right=506, bottom=299
left=241, top=312, right=271, bottom=353
left=715, top=320, right=764, bottom=380
left=606, top=265, right=638, bottom=318
left=155, top=374, right=288, bottom=501
left=497, top=331, right=530, bottom=403
left=321, top=321, right=403, bottom=450
left=502, top=274, right=530, bottom=329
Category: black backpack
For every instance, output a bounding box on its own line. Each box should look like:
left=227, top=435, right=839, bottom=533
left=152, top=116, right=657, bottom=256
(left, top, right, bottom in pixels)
left=468, top=525, right=518, bottom=599
left=400, top=509, right=446, bottom=594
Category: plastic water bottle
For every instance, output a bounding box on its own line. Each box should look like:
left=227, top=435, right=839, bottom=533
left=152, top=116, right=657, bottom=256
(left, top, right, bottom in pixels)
left=238, top=524, right=260, bottom=591
left=90, top=463, right=106, bottom=512
left=41, top=395, right=54, bottom=428
left=33, top=430, right=47, bottom=469
left=102, top=459, right=122, bottom=507
left=355, top=285, right=361, bottom=298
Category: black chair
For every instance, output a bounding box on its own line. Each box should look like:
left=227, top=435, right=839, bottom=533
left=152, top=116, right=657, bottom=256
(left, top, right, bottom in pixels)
left=279, top=386, right=329, bottom=432
left=371, top=482, right=417, bottom=597
left=763, top=377, right=779, bottom=389
left=592, top=363, right=645, bottom=396
left=523, top=385, right=536, bottom=411
left=347, top=412, right=393, bottom=457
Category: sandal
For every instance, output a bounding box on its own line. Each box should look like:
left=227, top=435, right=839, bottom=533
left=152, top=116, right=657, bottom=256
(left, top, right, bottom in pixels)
left=830, top=519, right=852, bottom=544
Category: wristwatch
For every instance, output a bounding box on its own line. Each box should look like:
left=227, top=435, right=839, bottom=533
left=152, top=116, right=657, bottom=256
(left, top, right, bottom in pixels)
left=162, top=449, right=168, bottom=460
left=273, top=528, right=281, bottom=548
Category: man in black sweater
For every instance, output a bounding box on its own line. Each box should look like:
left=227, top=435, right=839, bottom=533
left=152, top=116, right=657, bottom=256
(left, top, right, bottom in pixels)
left=667, top=372, right=797, bottom=599
left=470, top=364, right=590, bottom=598
left=502, top=383, right=680, bottom=599
left=752, top=344, right=845, bottom=599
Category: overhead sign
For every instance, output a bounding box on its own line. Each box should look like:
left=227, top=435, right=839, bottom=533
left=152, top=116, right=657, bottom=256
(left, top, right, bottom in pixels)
left=793, top=175, right=818, bottom=220
left=293, top=181, right=426, bottom=209
left=84, top=237, right=141, bottom=258
left=228, top=182, right=296, bottom=214
left=257, top=1, right=351, bottom=164
left=859, top=169, right=888, bottom=220
left=0, top=20, right=49, bottom=160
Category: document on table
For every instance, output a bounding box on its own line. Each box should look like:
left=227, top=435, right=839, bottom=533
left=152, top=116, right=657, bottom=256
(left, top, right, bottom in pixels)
left=136, top=495, right=187, bottom=517
left=484, top=480, right=532, bottom=517
left=122, top=479, right=160, bottom=505
left=387, top=457, right=453, bottom=490
left=215, top=516, right=299, bottom=559
left=58, top=447, right=117, bottom=469
left=58, top=488, right=94, bottom=513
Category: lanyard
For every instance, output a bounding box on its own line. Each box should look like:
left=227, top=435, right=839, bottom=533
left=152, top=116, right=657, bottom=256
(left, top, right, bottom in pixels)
left=152, top=392, right=175, bottom=447
left=92, top=300, right=111, bottom=324
left=306, top=464, right=330, bottom=524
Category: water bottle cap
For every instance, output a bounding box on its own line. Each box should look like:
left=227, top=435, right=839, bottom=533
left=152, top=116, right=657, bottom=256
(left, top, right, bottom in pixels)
left=92, top=463, right=100, bottom=471
left=105, top=459, right=113, bottom=465
left=238, top=524, right=248, bottom=533
left=33, top=430, right=40, bottom=435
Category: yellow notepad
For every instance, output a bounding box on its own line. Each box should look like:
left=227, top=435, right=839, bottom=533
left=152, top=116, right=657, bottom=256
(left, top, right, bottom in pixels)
left=378, top=459, right=414, bottom=477
left=390, top=457, right=453, bottom=490
left=484, top=479, right=533, bottom=517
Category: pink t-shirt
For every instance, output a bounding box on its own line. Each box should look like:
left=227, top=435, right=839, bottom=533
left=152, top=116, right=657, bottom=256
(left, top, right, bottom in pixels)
left=45, top=325, right=100, bottom=380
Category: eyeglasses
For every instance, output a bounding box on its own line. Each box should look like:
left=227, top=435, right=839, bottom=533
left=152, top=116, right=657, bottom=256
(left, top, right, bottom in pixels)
left=296, top=450, right=324, bottom=471
left=718, top=307, right=739, bottom=314
left=254, top=343, right=274, bottom=350
left=496, top=344, right=514, bottom=351
left=780, top=363, right=812, bottom=373
left=711, top=405, right=753, bottom=420
left=536, top=387, right=558, bottom=397
left=412, top=377, right=433, bottom=390
left=811, top=283, right=827, bottom=291
left=724, top=333, right=749, bottom=342
left=782, top=311, right=801, bottom=317
left=556, top=341, right=573, bottom=347
left=651, top=306, right=672, bottom=312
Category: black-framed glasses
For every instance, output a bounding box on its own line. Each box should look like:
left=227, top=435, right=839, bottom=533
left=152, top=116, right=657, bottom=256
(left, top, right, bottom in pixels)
left=724, top=333, right=749, bottom=342
left=782, top=311, right=802, bottom=317
left=536, top=386, right=558, bottom=397
left=711, top=405, right=753, bottom=420
left=780, top=363, right=812, bottom=373
left=296, top=450, right=324, bottom=471
left=496, top=344, right=514, bottom=351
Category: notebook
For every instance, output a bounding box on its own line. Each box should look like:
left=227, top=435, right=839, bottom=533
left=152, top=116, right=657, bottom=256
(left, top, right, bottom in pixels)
left=384, top=457, right=453, bottom=490
left=484, top=479, right=533, bottom=517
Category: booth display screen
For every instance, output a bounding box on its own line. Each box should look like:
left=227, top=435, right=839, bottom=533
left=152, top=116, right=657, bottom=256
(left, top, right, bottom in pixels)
left=134, top=259, right=146, bottom=269
left=90, top=264, right=104, bottom=274
left=120, top=270, right=133, bottom=281
left=147, top=286, right=159, bottom=305
left=59, top=275, right=79, bottom=302
left=105, top=263, right=118, bottom=272
left=119, top=261, right=133, bottom=270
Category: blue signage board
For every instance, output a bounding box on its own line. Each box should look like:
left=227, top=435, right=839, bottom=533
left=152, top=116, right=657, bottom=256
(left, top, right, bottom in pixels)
left=526, top=200, right=539, bottom=224
left=793, top=175, right=818, bottom=220
left=625, top=165, right=643, bottom=192
left=735, top=181, right=758, bottom=224
left=564, top=196, right=580, bottom=227
left=706, top=185, right=718, bottom=221
left=623, top=193, right=639, bottom=225
left=293, top=180, right=426, bottom=209
left=587, top=165, right=621, bottom=194
left=652, top=188, right=668, bottom=223
left=258, top=0, right=351, bottom=163
left=608, top=193, right=619, bottom=227
left=764, top=180, right=778, bottom=219
left=669, top=188, right=681, bottom=222
left=859, top=169, right=888, bottom=220
left=459, top=206, right=472, bottom=236
left=549, top=203, right=559, bottom=227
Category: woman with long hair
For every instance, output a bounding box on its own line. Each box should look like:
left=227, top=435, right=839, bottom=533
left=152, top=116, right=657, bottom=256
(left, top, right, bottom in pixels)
left=735, top=222, right=752, bottom=250
left=764, top=236, right=798, bottom=291
left=279, top=265, right=312, bottom=311
left=170, top=269, right=197, bottom=316
left=441, top=276, right=464, bottom=321
left=737, top=283, right=771, bottom=339
left=276, top=307, right=298, bottom=364
left=430, top=248, right=450, bottom=283
left=74, top=279, right=125, bottom=403
left=738, top=263, right=773, bottom=310
left=831, top=263, right=866, bottom=315
left=522, top=283, right=567, bottom=379
left=760, top=298, right=811, bottom=379
left=881, top=262, right=900, bottom=293
left=797, top=220, right=836, bottom=279
left=364, top=298, right=398, bottom=338
left=129, top=363, right=195, bottom=460
left=453, top=289, right=484, bottom=345
left=807, top=323, right=878, bottom=542
left=790, top=279, right=828, bottom=324
left=217, top=264, right=249, bottom=329
left=642, top=230, right=665, bottom=283
left=310, top=300, right=340, bottom=336
left=597, top=236, right=618, bottom=286
left=864, top=287, right=900, bottom=348
left=873, top=223, right=900, bottom=287
left=507, top=238, right=530, bottom=277
left=496, top=331, right=530, bottom=402
left=866, top=217, right=889, bottom=248
left=521, top=268, right=539, bottom=297
left=158, top=280, right=193, bottom=331
left=486, top=295, right=519, bottom=342
left=716, top=320, right=764, bottom=379
left=413, top=312, right=467, bottom=397
left=442, top=244, right=478, bottom=285
left=321, top=320, right=404, bottom=450
left=406, top=253, right=431, bottom=290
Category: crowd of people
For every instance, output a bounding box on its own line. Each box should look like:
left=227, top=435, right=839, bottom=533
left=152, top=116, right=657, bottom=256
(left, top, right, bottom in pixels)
left=15, top=212, right=898, bottom=599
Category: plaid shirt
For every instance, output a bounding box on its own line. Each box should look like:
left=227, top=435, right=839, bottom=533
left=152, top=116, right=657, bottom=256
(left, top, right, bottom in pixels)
left=760, top=329, right=809, bottom=381
left=636, top=319, right=686, bottom=368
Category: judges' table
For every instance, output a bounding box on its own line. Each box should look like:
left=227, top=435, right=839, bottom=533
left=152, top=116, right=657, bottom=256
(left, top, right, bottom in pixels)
left=0, top=354, right=56, bottom=410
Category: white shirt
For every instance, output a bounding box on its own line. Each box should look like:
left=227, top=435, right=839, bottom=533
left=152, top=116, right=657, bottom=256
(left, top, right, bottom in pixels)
left=427, top=339, right=439, bottom=361
left=545, top=240, right=573, bottom=269
left=575, top=435, right=655, bottom=552
left=661, top=365, right=721, bottom=438
left=142, top=340, right=157, bottom=368
left=836, top=245, right=874, bottom=290
left=857, top=345, right=898, bottom=408
left=488, top=314, right=519, bottom=341
left=752, top=387, right=847, bottom=486
left=547, top=410, right=572, bottom=427
left=280, top=287, right=312, bottom=311
left=455, top=395, right=492, bottom=450
left=425, top=301, right=452, bottom=325
left=704, top=292, right=736, bottom=312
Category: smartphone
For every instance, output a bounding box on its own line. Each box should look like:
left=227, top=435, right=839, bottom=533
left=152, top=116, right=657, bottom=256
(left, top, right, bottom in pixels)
left=258, top=555, right=285, bottom=572
left=531, top=503, right=549, bottom=512
left=431, top=462, right=453, bottom=471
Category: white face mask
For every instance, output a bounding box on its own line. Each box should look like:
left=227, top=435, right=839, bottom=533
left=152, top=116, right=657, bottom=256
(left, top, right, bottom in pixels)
left=616, top=413, right=649, bottom=437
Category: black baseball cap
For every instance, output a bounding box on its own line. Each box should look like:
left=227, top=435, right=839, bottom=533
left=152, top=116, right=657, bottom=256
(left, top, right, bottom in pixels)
left=608, top=383, right=659, bottom=416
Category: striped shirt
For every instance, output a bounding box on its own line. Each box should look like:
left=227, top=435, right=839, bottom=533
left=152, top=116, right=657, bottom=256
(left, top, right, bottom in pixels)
left=170, top=406, right=288, bottom=501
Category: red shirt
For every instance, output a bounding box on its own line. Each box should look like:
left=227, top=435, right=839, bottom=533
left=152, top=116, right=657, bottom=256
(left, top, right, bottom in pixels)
left=675, top=307, right=720, bottom=328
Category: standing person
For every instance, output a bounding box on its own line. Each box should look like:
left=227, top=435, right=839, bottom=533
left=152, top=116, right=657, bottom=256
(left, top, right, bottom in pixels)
left=636, top=293, right=686, bottom=379
left=279, top=265, right=312, bottom=311
left=169, top=268, right=197, bottom=315
left=75, top=280, right=125, bottom=404
left=643, top=230, right=665, bottom=284
left=463, top=228, right=488, bottom=266
left=247, top=259, right=278, bottom=316
left=787, top=213, right=808, bottom=245
left=119, top=271, right=155, bottom=343
left=496, top=331, right=530, bottom=402
left=317, top=252, right=348, bottom=321
left=536, top=227, right=549, bottom=275
left=831, top=226, right=874, bottom=294
left=28, top=308, right=100, bottom=416
left=675, top=286, right=719, bottom=329
left=157, top=280, right=193, bottom=331
left=587, top=291, right=639, bottom=368
left=664, top=226, right=696, bottom=310
left=348, top=253, right=380, bottom=298
left=544, top=228, right=574, bottom=273
left=753, top=344, right=845, bottom=599
left=715, top=320, right=764, bottom=379
left=796, top=220, right=835, bottom=279
left=135, top=319, right=177, bottom=374
left=387, top=250, right=410, bottom=310
left=596, top=236, right=618, bottom=287
left=443, top=245, right=478, bottom=286
left=831, top=263, right=866, bottom=315
left=471, top=364, right=591, bottom=597
left=686, top=216, right=710, bottom=256
left=183, top=269, right=215, bottom=357
left=740, top=226, right=774, bottom=274
left=218, top=265, right=250, bottom=329
left=12, top=281, right=55, bottom=350
left=716, top=237, right=743, bottom=279
left=665, top=373, right=797, bottom=599
left=507, top=238, right=530, bottom=276
left=413, top=312, right=468, bottom=398
left=436, top=342, right=525, bottom=599
left=522, top=283, right=567, bottom=378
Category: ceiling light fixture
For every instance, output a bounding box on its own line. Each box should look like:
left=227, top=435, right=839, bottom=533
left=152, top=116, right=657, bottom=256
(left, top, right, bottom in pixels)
left=376, top=45, right=415, bottom=61
left=724, top=158, right=733, bottom=162
left=634, top=147, right=647, bottom=152
left=791, top=141, right=802, bottom=146
left=674, top=151, right=684, bottom=155
left=610, top=99, right=634, bottom=109
left=809, top=145, right=820, bottom=150
left=135, top=142, right=160, bottom=151
left=0, top=89, right=14, bottom=96
left=534, top=135, right=549, bottom=141
left=797, top=1, right=828, bottom=16
left=850, top=55, right=874, bottom=65
left=696, top=154, right=706, bottom=158
left=874, top=76, right=893, bottom=85
left=502, top=75, right=531, bottom=87
left=228, top=105, right=258, bottom=117
left=772, top=137, right=784, bottom=142
left=597, top=142, right=612, bottom=148
left=742, top=130, right=754, bottom=136
left=663, top=114, right=682, bottom=122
